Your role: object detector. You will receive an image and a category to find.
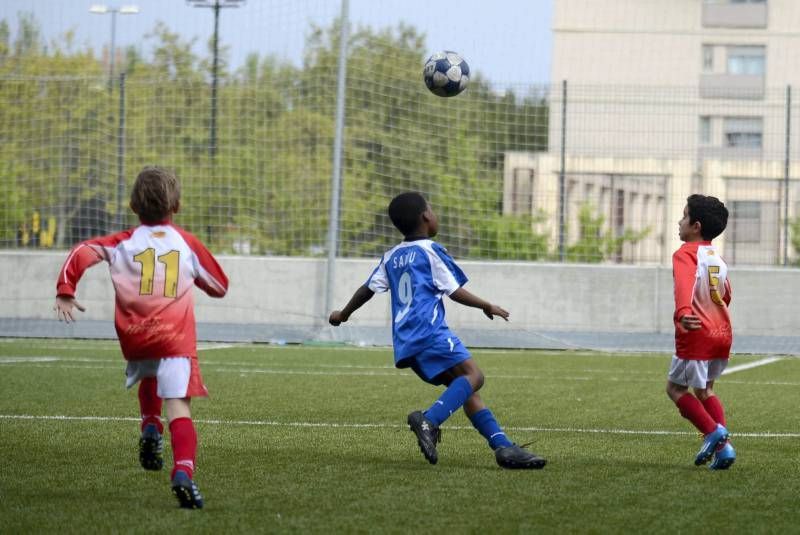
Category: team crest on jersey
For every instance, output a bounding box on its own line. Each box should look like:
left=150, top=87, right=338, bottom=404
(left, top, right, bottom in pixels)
left=150, top=231, right=167, bottom=238
left=707, top=250, right=715, bottom=255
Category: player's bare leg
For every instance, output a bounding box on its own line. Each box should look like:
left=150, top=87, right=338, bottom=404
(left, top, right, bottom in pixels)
left=166, top=398, right=204, bottom=509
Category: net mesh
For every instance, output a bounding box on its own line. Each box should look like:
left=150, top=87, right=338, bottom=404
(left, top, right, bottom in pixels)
left=2, top=0, right=800, bottom=352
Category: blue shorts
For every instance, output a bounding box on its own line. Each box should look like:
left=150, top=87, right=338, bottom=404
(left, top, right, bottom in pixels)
left=398, top=335, right=471, bottom=385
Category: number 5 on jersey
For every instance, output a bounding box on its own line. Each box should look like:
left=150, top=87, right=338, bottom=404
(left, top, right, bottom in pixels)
left=133, top=248, right=180, bottom=298
left=708, top=265, right=724, bottom=306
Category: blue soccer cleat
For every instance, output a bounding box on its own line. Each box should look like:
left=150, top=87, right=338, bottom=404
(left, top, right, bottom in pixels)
left=138, top=423, right=164, bottom=471
left=695, top=424, right=730, bottom=466
left=171, top=470, right=204, bottom=509
left=709, top=442, right=736, bottom=470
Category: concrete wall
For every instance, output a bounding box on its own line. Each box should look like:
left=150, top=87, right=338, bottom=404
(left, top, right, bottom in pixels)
left=4, top=251, right=800, bottom=338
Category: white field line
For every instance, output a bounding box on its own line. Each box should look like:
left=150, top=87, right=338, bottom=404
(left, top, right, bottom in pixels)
left=3, top=359, right=800, bottom=385
left=0, top=356, right=61, bottom=363
left=1, top=413, right=798, bottom=438
left=722, top=356, right=784, bottom=375
left=197, top=343, right=238, bottom=351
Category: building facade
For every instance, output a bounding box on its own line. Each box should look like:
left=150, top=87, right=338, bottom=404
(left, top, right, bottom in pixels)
left=505, top=0, right=800, bottom=265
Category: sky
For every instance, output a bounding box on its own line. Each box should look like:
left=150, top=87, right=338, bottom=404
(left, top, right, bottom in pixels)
left=0, top=0, right=553, bottom=87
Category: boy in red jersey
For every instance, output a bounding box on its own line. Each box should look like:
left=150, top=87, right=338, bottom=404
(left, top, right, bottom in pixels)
left=666, top=194, right=735, bottom=470
left=54, top=166, right=228, bottom=508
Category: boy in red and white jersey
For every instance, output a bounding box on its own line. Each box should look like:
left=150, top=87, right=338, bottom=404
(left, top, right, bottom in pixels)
left=55, top=166, right=228, bottom=508
left=666, top=194, right=735, bottom=470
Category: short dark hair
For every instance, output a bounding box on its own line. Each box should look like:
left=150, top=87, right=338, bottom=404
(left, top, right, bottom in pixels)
left=687, top=194, right=728, bottom=240
left=130, top=166, right=180, bottom=224
left=388, top=192, right=428, bottom=236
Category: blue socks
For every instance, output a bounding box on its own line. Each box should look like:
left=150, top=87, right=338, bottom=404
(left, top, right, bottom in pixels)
left=422, top=378, right=514, bottom=451
left=469, top=408, right=513, bottom=449
left=423, top=376, right=473, bottom=426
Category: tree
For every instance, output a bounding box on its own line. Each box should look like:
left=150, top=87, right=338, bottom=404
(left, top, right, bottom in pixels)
left=566, top=204, right=650, bottom=263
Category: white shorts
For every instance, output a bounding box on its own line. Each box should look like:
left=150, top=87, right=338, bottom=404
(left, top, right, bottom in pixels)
left=125, top=357, right=207, bottom=399
left=667, top=356, right=728, bottom=389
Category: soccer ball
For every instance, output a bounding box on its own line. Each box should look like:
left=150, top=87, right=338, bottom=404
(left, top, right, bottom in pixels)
left=423, top=51, right=470, bottom=97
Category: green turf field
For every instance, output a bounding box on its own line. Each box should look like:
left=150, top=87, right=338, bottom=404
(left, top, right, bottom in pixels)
left=1, top=338, right=799, bottom=533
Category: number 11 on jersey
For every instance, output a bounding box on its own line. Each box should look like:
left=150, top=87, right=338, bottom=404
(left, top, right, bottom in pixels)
left=133, top=248, right=180, bottom=298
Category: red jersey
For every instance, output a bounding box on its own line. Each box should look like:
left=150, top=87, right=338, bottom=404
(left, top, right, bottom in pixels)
left=672, top=241, right=732, bottom=360
left=56, top=223, right=228, bottom=361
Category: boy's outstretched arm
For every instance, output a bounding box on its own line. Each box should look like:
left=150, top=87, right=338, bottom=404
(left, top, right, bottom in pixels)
left=329, top=285, right=375, bottom=326
left=449, top=287, right=509, bottom=321
left=54, top=233, right=131, bottom=322
left=54, top=296, right=86, bottom=323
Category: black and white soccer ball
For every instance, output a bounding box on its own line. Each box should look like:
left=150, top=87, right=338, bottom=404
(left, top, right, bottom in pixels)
left=423, top=51, right=470, bottom=97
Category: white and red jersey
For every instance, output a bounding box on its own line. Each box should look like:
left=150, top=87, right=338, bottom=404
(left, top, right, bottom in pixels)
left=56, top=223, right=228, bottom=361
left=673, top=241, right=732, bottom=360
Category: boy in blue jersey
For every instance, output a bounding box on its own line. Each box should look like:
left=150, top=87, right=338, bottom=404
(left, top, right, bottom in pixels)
left=329, top=192, right=546, bottom=469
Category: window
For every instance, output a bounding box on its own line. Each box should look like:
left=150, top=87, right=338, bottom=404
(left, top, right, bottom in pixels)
left=699, top=116, right=712, bottom=144
left=727, top=46, right=765, bottom=75
left=702, top=45, right=714, bottom=72
left=724, top=117, right=762, bottom=147
left=730, top=201, right=761, bottom=243
left=511, top=168, right=534, bottom=215
left=583, top=182, right=594, bottom=202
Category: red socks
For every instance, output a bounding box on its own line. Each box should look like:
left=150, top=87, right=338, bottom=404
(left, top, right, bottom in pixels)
left=169, top=417, right=197, bottom=479
left=701, top=395, right=727, bottom=427
left=138, top=377, right=163, bottom=434
left=675, top=393, right=717, bottom=435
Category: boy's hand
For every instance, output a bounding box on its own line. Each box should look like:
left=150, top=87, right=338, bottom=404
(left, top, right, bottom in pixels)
left=679, top=314, right=701, bottom=331
left=482, top=304, right=510, bottom=321
left=54, top=296, right=86, bottom=323
left=329, top=310, right=348, bottom=326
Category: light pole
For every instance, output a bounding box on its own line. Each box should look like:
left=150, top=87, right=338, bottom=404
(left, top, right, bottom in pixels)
left=89, top=4, right=139, bottom=92
left=187, top=0, right=246, bottom=159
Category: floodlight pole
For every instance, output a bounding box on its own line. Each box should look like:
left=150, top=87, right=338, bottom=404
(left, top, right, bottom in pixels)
left=210, top=1, right=219, bottom=158
left=324, top=0, right=350, bottom=319
left=89, top=5, right=139, bottom=92
left=109, top=9, right=117, bottom=91
left=188, top=0, right=246, bottom=159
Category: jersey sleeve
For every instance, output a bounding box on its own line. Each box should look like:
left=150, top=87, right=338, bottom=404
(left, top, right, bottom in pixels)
left=366, top=256, right=389, bottom=293
left=175, top=227, right=228, bottom=298
left=672, top=248, right=696, bottom=321
left=722, top=277, right=732, bottom=306
left=56, top=231, right=132, bottom=297
left=429, top=243, right=468, bottom=295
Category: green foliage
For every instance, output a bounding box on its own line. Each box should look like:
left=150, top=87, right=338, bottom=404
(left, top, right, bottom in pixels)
left=790, top=217, right=800, bottom=266
left=0, top=14, right=550, bottom=259
left=470, top=211, right=550, bottom=260
left=567, top=203, right=650, bottom=263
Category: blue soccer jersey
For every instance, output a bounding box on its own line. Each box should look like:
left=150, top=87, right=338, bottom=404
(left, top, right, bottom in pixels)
left=366, top=238, right=468, bottom=363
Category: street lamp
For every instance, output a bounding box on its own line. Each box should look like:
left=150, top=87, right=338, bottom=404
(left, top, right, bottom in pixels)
left=187, top=0, right=246, bottom=158
left=89, top=4, right=140, bottom=91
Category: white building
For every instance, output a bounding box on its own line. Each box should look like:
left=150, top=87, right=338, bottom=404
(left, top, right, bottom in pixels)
left=504, top=0, right=800, bottom=265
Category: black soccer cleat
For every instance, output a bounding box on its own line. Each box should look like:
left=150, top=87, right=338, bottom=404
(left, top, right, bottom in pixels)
left=171, top=470, right=204, bottom=509
left=138, top=423, right=164, bottom=471
left=407, top=410, right=441, bottom=465
left=495, top=443, right=547, bottom=470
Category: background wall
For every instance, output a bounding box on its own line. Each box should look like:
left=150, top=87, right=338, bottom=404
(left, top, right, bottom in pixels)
left=4, top=251, right=799, bottom=353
